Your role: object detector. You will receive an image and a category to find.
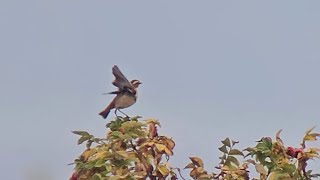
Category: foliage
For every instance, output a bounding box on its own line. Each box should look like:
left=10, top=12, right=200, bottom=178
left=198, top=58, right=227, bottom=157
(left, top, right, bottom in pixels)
left=70, top=117, right=320, bottom=180
left=70, top=116, right=177, bottom=180
left=185, top=128, right=320, bottom=180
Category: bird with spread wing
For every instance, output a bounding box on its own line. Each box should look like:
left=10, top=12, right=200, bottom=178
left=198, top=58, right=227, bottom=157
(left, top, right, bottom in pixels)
left=99, top=65, right=141, bottom=119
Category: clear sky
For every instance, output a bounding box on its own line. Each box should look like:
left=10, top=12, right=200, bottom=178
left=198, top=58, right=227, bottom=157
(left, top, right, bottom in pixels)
left=1, top=1, right=320, bottom=179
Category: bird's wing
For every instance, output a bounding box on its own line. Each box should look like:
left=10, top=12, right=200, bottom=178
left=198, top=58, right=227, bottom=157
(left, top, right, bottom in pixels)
left=112, top=65, right=134, bottom=91
left=102, top=91, right=121, bottom=95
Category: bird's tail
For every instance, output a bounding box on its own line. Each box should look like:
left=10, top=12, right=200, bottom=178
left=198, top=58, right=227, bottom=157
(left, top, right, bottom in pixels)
left=99, top=108, right=110, bottom=119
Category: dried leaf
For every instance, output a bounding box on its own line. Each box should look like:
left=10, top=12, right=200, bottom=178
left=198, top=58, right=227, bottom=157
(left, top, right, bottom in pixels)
left=184, top=163, right=196, bottom=169
left=145, top=119, right=161, bottom=127
left=189, top=157, right=204, bottom=168
left=164, top=138, right=175, bottom=150
left=148, top=123, right=158, bottom=139
left=276, top=129, right=284, bottom=145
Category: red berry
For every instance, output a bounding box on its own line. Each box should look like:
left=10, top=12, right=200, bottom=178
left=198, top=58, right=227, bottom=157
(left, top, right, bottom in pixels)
left=286, top=146, right=296, bottom=157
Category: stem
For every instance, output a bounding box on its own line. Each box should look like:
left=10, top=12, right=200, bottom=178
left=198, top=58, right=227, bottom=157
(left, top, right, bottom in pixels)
left=171, top=168, right=186, bottom=180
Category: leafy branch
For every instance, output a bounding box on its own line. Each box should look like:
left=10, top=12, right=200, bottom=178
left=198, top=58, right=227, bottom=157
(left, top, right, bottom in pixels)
left=70, top=117, right=320, bottom=180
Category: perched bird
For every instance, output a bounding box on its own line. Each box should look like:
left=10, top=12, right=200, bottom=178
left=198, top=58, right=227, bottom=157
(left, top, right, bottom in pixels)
left=99, top=65, right=142, bottom=119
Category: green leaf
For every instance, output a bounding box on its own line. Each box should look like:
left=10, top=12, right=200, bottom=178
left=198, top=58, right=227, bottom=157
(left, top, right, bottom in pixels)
left=72, top=131, right=90, bottom=136
left=231, top=140, right=239, bottom=146
left=243, top=147, right=255, bottom=152
left=121, top=121, right=144, bottom=133
left=218, top=145, right=228, bottom=153
left=228, top=149, right=244, bottom=156
left=256, top=141, right=272, bottom=153
left=281, top=164, right=296, bottom=174
left=92, top=173, right=102, bottom=180
left=219, top=154, right=227, bottom=160
left=261, top=137, right=273, bottom=148
left=225, top=156, right=240, bottom=167
left=95, top=159, right=106, bottom=168
left=221, top=138, right=231, bottom=147
left=78, top=135, right=92, bottom=145
left=86, top=140, right=93, bottom=149
left=110, top=131, right=123, bottom=139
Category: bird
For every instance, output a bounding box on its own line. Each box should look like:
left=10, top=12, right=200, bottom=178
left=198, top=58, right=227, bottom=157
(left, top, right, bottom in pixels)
left=99, top=65, right=142, bottom=119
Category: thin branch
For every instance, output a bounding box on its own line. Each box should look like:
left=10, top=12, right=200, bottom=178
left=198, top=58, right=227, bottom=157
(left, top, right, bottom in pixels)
left=170, top=168, right=186, bottom=180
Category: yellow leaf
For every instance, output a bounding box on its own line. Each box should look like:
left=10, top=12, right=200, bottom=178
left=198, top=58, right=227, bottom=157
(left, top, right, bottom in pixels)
left=116, top=150, right=129, bottom=158
left=305, top=126, right=316, bottom=134
left=140, top=141, right=154, bottom=148
left=268, top=172, right=277, bottom=180
left=303, top=134, right=317, bottom=141
left=145, top=119, right=161, bottom=127
left=309, top=148, right=320, bottom=152
left=127, top=152, right=138, bottom=161
left=80, top=149, right=93, bottom=162
left=306, top=153, right=320, bottom=159
left=92, top=150, right=108, bottom=160
left=157, top=164, right=169, bottom=176
left=155, top=143, right=167, bottom=152
left=255, top=163, right=267, bottom=175
left=198, top=174, right=211, bottom=179
left=165, top=149, right=173, bottom=156
left=221, top=165, right=230, bottom=173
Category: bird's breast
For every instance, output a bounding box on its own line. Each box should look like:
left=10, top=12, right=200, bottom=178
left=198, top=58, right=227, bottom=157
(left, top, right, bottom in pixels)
left=114, top=93, right=137, bottom=109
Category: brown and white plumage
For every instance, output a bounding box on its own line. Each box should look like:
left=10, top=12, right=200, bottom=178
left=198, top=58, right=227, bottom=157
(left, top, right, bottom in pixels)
left=112, top=65, right=136, bottom=94
left=99, top=66, right=141, bottom=119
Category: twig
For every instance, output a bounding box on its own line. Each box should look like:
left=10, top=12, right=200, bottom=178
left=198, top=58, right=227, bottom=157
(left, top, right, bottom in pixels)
left=171, top=168, right=186, bottom=180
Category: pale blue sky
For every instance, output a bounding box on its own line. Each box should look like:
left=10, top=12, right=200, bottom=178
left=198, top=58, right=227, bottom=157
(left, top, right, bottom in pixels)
left=1, top=1, right=320, bottom=179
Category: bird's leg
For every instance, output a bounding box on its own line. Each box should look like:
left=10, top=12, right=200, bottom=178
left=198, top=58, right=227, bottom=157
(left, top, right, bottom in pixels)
left=114, top=108, right=121, bottom=118
left=118, top=109, right=130, bottom=118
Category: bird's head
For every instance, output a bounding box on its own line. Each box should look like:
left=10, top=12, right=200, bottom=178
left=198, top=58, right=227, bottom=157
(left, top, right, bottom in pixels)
left=131, top=79, right=142, bottom=88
